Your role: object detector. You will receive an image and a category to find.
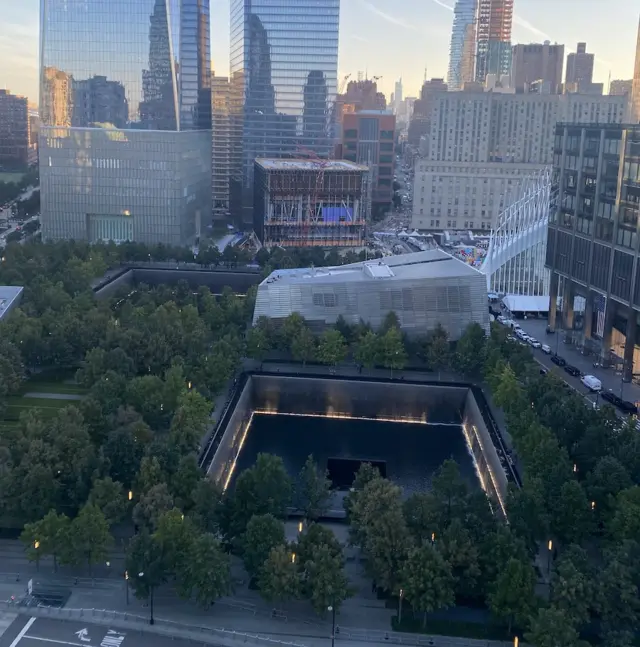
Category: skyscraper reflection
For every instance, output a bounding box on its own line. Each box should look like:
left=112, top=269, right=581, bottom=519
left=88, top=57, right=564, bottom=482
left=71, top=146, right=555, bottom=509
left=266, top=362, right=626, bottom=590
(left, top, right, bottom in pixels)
left=39, top=0, right=211, bottom=245
left=229, top=0, right=339, bottom=225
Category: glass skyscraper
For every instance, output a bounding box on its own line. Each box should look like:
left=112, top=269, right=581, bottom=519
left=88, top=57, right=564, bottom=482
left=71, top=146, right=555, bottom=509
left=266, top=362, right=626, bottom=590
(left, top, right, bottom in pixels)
left=39, top=0, right=212, bottom=245
left=229, top=0, right=340, bottom=224
left=447, top=0, right=477, bottom=91
left=475, top=0, right=513, bottom=83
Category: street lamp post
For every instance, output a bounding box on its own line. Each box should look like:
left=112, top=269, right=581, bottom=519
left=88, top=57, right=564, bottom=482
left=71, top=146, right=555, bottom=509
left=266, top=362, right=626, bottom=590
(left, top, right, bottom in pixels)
left=398, top=589, right=404, bottom=624
left=138, top=571, right=154, bottom=625
left=34, top=540, right=40, bottom=572
left=547, top=540, right=553, bottom=576
left=327, top=604, right=336, bottom=647
left=125, top=571, right=129, bottom=605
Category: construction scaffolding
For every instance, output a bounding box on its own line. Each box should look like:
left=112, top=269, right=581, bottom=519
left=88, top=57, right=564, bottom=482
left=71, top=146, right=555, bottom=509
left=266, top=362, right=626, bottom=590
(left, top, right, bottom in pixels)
left=253, top=159, right=370, bottom=248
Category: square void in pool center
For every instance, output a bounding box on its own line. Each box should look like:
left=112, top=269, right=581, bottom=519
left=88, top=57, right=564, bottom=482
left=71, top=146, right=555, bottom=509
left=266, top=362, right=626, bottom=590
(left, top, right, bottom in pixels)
left=232, top=413, right=479, bottom=494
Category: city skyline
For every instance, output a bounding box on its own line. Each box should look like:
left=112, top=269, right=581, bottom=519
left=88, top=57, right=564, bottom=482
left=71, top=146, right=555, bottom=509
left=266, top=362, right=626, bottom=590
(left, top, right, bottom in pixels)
left=1, top=0, right=638, bottom=104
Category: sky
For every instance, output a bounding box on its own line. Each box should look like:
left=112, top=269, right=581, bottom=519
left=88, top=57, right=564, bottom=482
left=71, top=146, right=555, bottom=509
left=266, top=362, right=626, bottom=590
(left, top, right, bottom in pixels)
left=1, top=0, right=638, bottom=104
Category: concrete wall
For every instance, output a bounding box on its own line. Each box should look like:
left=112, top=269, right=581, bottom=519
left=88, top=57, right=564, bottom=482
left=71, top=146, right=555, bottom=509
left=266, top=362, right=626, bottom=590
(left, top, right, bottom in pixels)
left=463, top=390, right=509, bottom=518
left=94, top=267, right=261, bottom=300
left=208, top=373, right=513, bottom=519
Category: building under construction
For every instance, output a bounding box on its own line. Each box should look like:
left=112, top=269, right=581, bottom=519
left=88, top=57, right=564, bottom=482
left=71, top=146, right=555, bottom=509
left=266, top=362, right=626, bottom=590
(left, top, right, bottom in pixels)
left=253, top=159, right=370, bottom=248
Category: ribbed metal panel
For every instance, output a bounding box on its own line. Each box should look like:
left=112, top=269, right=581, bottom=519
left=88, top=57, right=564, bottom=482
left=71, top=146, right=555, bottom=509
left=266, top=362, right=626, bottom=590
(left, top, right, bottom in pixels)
left=253, top=272, right=489, bottom=340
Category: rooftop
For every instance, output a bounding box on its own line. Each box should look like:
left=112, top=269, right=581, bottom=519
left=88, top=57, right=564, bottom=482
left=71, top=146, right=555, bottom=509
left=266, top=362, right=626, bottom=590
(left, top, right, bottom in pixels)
left=0, top=285, right=23, bottom=319
left=260, top=250, right=483, bottom=287
left=255, top=159, right=369, bottom=172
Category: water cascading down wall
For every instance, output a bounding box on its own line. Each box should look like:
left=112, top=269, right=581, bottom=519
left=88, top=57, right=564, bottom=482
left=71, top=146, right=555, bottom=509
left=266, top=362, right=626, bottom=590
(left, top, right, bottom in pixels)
left=207, top=373, right=511, bottom=518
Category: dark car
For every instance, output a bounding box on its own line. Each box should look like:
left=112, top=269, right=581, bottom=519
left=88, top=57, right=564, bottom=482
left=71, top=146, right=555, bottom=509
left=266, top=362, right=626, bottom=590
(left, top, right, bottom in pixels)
left=601, top=390, right=620, bottom=406
left=550, top=354, right=566, bottom=367
left=564, top=365, right=581, bottom=377
left=619, top=400, right=638, bottom=415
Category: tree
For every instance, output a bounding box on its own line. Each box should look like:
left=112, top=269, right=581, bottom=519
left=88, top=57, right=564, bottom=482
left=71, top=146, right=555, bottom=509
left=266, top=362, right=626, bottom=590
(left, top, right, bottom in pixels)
left=438, top=519, right=481, bottom=597
left=67, top=504, right=112, bottom=575
left=400, top=544, right=455, bottom=628
left=316, top=329, right=347, bottom=367
left=240, top=514, right=286, bottom=580
left=302, top=544, right=351, bottom=615
left=297, top=455, right=332, bottom=521
left=280, top=313, right=306, bottom=350
left=20, top=510, right=70, bottom=572
left=550, top=480, right=592, bottom=544
left=153, top=509, right=197, bottom=586
left=379, top=326, right=408, bottom=376
left=135, top=456, right=165, bottom=495
left=403, top=492, right=443, bottom=544
left=181, top=532, right=231, bottom=608
left=126, top=531, right=170, bottom=615
left=258, top=544, right=301, bottom=609
left=608, top=486, right=640, bottom=543
left=551, top=553, right=593, bottom=627
left=169, top=454, right=201, bottom=511
left=431, top=459, right=468, bottom=525
left=525, top=607, right=580, bottom=647
left=88, top=477, right=127, bottom=526
left=246, top=325, right=272, bottom=367
left=454, top=322, right=486, bottom=378
left=296, top=523, right=342, bottom=567
left=291, top=327, right=316, bottom=366
left=506, top=480, right=549, bottom=552
left=426, top=327, right=450, bottom=378
left=190, top=478, right=223, bottom=534
left=596, top=557, right=640, bottom=635
left=133, top=483, right=175, bottom=531
left=230, top=453, right=292, bottom=535
left=354, top=331, right=380, bottom=370
left=488, top=557, right=536, bottom=633
left=492, top=365, right=526, bottom=416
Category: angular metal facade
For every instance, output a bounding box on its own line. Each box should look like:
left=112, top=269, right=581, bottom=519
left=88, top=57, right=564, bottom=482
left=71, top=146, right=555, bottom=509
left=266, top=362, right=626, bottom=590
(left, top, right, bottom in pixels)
left=253, top=252, right=489, bottom=340
left=447, top=0, right=477, bottom=91
left=39, top=0, right=212, bottom=245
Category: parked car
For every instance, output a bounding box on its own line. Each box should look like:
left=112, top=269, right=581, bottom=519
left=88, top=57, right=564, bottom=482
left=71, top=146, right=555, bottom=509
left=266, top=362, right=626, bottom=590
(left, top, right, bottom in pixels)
left=581, top=375, right=602, bottom=392
left=550, top=354, right=566, bottom=367
left=564, top=365, right=581, bottom=377
left=541, top=344, right=552, bottom=354
left=528, top=338, right=541, bottom=348
left=601, top=390, right=619, bottom=406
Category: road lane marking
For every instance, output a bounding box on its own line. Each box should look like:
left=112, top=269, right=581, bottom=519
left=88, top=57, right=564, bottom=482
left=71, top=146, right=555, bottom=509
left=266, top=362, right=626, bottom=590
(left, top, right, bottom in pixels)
left=9, top=618, right=36, bottom=647
left=20, top=637, right=90, bottom=647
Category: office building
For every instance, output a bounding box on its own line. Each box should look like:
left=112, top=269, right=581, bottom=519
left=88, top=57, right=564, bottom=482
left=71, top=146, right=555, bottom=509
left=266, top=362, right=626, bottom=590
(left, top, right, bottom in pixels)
left=253, top=159, right=368, bottom=248
left=411, top=161, right=545, bottom=231
left=510, top=42, right=565, bottom=94
left=0, top=90, right=29, bottom=170
left=475, top=0, right=513, bottom=83
left=253, top=249, right=489, bottom=339
left=212, top=75, right=233, bottom=221
left=394, top=79, right=403, bottom=115
left=565, top=42, right=595, bottom=93
left=39, top=0, right=212, bottom=245
left=632, top=18, right=640, bottom=122
left=448, top=0, right=477, bottom=91
left=546, top=123, right=640, bottom=378
left=342, top=111, right=395, bottom=219
left=610, top=80, right=632, bottom=97
left=229, top=0, right=339, bottom=225
left=428, top=91, right=626, bottom=164
left=0, top=287, right=24, bottom=322
left=408, top=78, right=448, bottom=147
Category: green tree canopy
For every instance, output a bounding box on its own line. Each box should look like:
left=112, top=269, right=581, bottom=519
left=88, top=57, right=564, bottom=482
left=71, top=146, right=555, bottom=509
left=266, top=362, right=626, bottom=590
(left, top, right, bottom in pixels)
left=297, top=454, right=332, bottom=521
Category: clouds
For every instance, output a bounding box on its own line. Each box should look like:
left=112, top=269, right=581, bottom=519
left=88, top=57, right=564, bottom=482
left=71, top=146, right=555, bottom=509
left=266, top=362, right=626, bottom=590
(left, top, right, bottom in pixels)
left=359, top=0, right=435, bottom=34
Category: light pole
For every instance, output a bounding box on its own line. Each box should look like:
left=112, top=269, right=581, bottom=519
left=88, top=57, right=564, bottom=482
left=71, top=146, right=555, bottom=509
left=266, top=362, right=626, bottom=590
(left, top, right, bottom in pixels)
left=125, top=571, right=129, bottom=605
left=327, top=604, right=336, bottom=647
left=547, top=540, right=553, bottom=576
left=139, top=571, right=154, bottom=625
left=398, top=588, right=404, bottom=624
left=34, top=540, right=40, bottom=572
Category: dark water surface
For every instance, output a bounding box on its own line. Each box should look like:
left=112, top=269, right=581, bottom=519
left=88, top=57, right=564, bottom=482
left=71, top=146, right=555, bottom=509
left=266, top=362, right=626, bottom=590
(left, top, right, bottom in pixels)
left=234, top=414, right=479, bottom=494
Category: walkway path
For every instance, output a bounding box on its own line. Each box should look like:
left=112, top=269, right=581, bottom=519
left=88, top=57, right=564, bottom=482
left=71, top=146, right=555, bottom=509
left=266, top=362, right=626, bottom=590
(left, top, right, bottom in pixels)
left=22, top=392, right=84, bottom=401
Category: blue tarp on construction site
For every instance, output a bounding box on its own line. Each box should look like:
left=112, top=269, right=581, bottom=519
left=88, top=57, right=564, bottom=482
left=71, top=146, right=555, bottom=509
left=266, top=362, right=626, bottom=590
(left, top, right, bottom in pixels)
left=322, top=206, right=353, bottom=222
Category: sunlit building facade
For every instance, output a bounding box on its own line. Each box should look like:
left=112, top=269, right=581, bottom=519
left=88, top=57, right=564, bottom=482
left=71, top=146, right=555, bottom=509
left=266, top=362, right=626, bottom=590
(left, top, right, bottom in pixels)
left=448, top=0, right=477, bottom=91
left=229, top=0, right=340, bottom=225
left=475, top=0, right=513, bottom=83
left=39, top=0, right=212, bottom=245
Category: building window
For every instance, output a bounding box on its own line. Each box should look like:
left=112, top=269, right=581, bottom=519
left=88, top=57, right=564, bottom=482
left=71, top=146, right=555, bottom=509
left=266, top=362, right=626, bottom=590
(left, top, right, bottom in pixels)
left=344, top=129, right=358, bottom=139
left=380, top=130, right=394, bottom=140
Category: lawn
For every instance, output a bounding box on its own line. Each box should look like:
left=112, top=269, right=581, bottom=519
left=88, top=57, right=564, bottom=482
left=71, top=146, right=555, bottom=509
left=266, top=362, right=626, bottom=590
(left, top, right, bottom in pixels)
left=0, top=172, right=25, bottom=184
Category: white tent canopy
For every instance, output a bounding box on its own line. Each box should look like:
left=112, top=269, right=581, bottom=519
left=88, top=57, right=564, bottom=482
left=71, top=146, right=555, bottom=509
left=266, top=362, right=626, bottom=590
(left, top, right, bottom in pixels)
left=502, top=295, right=549, bottom=313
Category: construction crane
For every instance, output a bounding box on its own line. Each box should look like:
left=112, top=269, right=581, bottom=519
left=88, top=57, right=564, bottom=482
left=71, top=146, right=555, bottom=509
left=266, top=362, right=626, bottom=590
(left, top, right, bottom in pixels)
left=338, top=74, right=351, bottom=95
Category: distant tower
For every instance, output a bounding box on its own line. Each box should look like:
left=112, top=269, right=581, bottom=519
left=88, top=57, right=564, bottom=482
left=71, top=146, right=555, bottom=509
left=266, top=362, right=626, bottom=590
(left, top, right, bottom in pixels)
left=394, top=78, right=403, bottom=114
left=475, top=0, right=513, bottom=83
left=631, top=18, right=640, bottom=122
left=448, top=0, right=477, bottom=90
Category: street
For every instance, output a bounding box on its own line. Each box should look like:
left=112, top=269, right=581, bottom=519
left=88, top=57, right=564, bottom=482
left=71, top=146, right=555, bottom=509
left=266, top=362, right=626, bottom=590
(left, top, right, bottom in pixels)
left=505, top=317, right=640, bottom=409
left=0, top=616, right=221, bottom=647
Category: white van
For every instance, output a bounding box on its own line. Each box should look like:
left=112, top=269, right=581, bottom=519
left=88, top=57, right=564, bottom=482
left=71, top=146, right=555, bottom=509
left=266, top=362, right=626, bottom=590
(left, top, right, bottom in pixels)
left=581, top=375, right=602, bottom=392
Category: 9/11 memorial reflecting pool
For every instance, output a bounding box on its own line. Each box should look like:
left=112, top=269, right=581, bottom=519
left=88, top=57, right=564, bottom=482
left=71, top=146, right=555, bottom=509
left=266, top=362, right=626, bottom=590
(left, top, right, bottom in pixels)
left=233, top=413, right=480, bottom=497
left=207, top=374, right=512, bottom=517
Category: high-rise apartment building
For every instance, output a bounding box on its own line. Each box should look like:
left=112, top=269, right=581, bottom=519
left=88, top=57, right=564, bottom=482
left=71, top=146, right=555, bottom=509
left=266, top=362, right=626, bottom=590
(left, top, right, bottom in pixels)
left=428, top=91, right=626, bottom=164
left=0, top=90, right=29, bottom=170
left=212, top=75, right=233, bottom=220
left=229, top=0, right=339, bottom=225
left=448, top=0, right=477, bottom=91
left=565, top=42, right=595, bottom=92
left=342, top=111, right=395, bottom=219
left=510, top=42, right=565, bottom=94
left=394, top=79, right=403, bottom=114
left=632, top=18, right=640, bottom=123
left=475, top=0, right=513, bottom=83
left=39, top=0, right=212, bottom=245
left=408, top=78, right=448, bottom=147
left=546, top=124, right=640, bottom=377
